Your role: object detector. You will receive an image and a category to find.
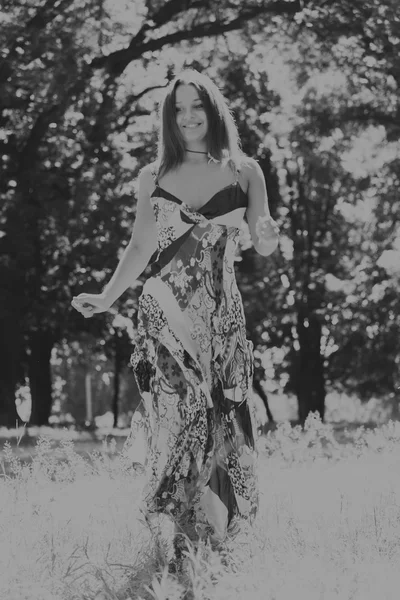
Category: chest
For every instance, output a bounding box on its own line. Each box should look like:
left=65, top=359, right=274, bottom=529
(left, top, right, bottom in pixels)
left=165, top=181, right=231, bottom=210
left=158, top=166, right=243, bottom=211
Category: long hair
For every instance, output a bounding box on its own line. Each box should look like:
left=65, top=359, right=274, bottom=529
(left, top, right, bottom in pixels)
left=156, top=70, right=244, bottom=179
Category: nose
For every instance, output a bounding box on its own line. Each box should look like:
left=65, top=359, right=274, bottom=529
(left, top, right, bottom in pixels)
left=182, top=107, right=196, bottom=120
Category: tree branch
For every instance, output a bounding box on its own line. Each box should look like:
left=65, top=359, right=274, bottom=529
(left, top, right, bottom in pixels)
left=340, top=105, right=400, bottom=132
left=130, top=83, right=170, bottom=103
left=16, top=66, right=92, bottom=171
left=115, top=83, right=169, bottom=130
left=148, top=0, right=211, bottom=26
left=0, top=0, right=76, bottom=87
left=12, top=0, right=304, bottom=170
left=90, top=0, right=303, bottom=76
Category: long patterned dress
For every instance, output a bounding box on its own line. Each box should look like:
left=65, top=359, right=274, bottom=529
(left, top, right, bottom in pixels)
left=125, top=164, right=259, bottom=544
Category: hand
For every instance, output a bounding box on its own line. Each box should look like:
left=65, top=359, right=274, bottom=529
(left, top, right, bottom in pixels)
left=255, top=215, right=280, bottom=243
left=71, top=293, right=111, bottom=319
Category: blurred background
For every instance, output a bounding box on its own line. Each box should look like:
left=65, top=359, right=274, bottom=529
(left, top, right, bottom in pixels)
left=1, top=0, right=400, bottom=436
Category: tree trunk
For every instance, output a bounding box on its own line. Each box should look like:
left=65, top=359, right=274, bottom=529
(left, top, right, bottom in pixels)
left=295, top=312, right=326, bottom=424
left=0, top=316, right=23, bottom=427
left=112, top=334, right=123, bottom=429
left=28, top=331, right=54, bottom=425
left=253, top=377, right=274, bottom=423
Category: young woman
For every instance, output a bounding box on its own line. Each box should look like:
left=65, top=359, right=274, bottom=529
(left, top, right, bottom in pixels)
left=72, top=69, right=279, bottom=565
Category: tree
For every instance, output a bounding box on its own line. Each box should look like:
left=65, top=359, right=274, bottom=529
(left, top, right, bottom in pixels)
left=0, top=0, right=313, bottom=425
left=2, top=0, right=399, bottom=428
left=285, top=0, right=400, bottom=417
left=217, top=8, right=400, bottom=422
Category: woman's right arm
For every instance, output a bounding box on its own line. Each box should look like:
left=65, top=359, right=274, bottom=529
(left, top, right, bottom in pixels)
left=71, top=166, right=157, bottom=318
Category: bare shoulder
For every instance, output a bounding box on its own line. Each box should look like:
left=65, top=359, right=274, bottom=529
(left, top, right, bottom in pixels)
left=140, top=161, right=158, bottom=176
left=138, top=162, right=158, bottom=194
left=239, top=156, right=263, bottom=184
left=139, top=161, right=158, bottom=180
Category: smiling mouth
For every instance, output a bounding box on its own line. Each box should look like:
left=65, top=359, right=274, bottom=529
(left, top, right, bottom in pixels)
left=184, top=124, right=201, bottom=128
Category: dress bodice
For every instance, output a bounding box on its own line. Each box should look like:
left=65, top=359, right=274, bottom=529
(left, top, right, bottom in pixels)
left=148, top=181, right=248, bottom=277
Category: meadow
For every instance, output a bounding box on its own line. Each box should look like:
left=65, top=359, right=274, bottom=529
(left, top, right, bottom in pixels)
left=2, top=405, right=400, bottom=600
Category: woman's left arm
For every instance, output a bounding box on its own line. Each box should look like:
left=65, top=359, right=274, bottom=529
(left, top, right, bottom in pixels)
left=244, top=158, right=279, bottom=257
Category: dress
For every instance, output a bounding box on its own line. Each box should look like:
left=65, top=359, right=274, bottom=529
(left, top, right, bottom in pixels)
left=125, top=163, right=259, bottom=543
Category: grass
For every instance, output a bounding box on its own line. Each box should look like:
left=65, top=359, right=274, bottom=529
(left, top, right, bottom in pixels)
left=2, top=414, right=400, bottom=599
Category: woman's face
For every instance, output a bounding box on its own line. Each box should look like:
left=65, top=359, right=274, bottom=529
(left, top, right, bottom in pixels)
left=175, top=84, right=208, bottom=145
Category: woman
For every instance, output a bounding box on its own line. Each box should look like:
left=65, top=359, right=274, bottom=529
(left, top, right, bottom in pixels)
left=72, top=70, right=279, bottom=563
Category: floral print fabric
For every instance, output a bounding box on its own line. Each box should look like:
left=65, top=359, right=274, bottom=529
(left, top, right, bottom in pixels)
left=124, top=172, right=259, bottom=543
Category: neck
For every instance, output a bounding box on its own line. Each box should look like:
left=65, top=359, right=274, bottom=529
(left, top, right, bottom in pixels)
left=184, top=147, right=209, bottom=164
left=185, top=140, right=207, bottom=151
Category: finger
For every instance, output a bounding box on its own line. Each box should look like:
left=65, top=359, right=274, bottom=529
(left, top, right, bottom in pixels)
left=71, top=300, right=94, bottom=317
left=72, top=299, right=95, bottom=310
left=82, top=305, right=94, bottom=314
left=72, top=299, right=92, bottom=310
left=72, top=294, right=94, bottom=304
left=73, top=293, right=94, bottom=303
left=74, top=298, right=101, bottom=310
left=71, top=299, right=83, bottom=310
